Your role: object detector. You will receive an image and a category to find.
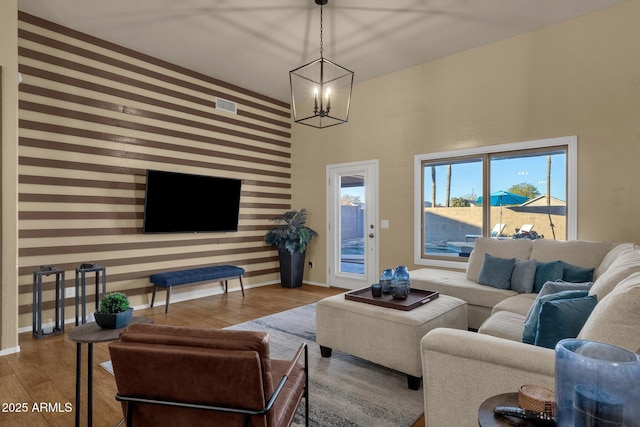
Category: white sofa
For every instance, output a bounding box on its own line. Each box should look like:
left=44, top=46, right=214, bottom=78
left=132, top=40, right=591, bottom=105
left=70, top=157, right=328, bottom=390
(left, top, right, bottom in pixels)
left=411, top=238, right=616, bottom=330
left=410, top=238, right=640, bottom=426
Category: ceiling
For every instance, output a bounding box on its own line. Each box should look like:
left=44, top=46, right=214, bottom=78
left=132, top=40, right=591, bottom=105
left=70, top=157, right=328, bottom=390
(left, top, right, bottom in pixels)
left=18, top=0, right=630, bottom=103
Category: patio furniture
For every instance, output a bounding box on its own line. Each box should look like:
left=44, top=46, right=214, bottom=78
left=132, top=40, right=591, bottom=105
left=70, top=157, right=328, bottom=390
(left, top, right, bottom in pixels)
left=466, top=223, right=507, bottom=242
left=519, top=224, right=534, bottom=233
left=490, top=223, right=507, bottom=237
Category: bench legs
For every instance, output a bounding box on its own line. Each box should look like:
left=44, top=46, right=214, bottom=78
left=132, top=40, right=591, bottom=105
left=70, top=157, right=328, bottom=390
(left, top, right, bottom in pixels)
left=151, top=275, right=245, bottom=313
left=164, top=287, right=172, bottom=314
left=149, top=285, right=172, bottom=314
left=220, top=276, right=245, bottom=297
left=150, top=285, right=172, bottom=314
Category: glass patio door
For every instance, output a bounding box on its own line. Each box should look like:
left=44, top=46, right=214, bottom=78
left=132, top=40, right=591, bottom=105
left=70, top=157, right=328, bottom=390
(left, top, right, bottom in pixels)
left=326, top=160, right=379, bottom=289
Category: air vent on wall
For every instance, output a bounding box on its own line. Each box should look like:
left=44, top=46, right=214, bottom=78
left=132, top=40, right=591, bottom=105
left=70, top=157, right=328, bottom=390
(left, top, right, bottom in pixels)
left=215, top=97, right=237, bottom=114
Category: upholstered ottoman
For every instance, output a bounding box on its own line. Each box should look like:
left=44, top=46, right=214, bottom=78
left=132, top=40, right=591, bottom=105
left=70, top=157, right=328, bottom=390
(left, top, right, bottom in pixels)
left=316, top=292, right=467, bottom=389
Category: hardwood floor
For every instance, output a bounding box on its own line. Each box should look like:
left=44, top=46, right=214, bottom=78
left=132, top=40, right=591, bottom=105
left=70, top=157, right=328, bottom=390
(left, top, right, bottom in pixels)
left=0, top=284, right=425, bottom=427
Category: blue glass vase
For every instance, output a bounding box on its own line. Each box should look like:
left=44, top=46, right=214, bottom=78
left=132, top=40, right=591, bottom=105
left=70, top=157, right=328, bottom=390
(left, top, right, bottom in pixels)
left=555, top=339, right=640, bottom=426
left=391, top=266, right=410, bottom=300
left=394, top=265, right=410, bottom=282
left=380, top=269, right=394, bottom=294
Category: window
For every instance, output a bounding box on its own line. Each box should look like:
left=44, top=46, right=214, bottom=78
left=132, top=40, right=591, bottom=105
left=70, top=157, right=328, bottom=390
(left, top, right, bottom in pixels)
left=413, top=136, right=577, bottom=268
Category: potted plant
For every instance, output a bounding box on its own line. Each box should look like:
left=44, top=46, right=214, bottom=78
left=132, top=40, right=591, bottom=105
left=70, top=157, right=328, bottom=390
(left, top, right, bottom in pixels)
left=94, top=292, right=133, bottom=329
left=264, top=208, right=318, bottom=288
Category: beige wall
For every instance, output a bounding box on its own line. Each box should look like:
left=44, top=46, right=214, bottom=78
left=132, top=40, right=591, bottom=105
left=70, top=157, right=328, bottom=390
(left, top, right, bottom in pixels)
left=0, top=0, right=19, bottom=353
left=292, top=1, right=640, bottom=285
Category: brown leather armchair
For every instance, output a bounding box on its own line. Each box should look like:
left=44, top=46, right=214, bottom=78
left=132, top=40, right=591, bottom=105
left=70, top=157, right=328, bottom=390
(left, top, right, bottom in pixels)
left=108, top=324, right=308, bottom=427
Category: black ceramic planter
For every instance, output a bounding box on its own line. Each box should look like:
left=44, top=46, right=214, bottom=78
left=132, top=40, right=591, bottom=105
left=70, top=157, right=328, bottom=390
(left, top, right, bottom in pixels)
left=94, top=307, right=133, bottom=329
left=278, top=249, right=306, bottom=288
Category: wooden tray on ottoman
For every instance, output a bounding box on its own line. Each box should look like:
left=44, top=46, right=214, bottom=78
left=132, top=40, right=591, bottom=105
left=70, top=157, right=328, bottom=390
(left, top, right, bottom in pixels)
left=345, top=287, right=439, bottom=311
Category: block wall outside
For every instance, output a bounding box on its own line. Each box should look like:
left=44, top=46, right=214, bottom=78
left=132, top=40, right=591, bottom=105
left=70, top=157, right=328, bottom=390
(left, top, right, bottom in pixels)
left=424, top=207, right=566, bottom=244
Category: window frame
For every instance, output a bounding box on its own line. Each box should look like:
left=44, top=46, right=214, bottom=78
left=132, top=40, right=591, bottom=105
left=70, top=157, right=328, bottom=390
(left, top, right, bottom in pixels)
left=413, top=135, right=577, bottom=269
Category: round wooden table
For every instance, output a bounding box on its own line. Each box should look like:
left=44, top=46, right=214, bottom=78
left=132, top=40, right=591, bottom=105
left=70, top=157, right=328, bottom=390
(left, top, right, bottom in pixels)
left=478, top=393, right=545, bottom=427
left=69, top=317, right=152, bottom=427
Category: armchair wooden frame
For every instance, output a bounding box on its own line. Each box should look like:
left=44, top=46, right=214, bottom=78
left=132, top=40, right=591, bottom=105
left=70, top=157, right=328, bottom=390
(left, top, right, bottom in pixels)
left=114, top=343, right=308, bottom=427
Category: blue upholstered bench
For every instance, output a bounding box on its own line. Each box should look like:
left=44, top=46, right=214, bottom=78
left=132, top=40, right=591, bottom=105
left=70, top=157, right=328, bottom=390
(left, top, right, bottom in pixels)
left=150, top=265, right=245, bottom=313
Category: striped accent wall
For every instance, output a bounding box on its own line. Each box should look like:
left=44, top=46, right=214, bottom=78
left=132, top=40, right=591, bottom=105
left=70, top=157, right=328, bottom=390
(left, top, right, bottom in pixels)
left=17, top=12, right=291, bottom=328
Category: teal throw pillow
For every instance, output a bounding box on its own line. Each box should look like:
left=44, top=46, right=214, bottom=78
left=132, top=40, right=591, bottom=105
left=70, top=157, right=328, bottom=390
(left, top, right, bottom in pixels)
left=511, top=259, right=537, bottom=293
left=522, top=289, right=589, bottom=344
left=562, top=261, right=595, bottom=283
left=533, top=260, right=564, bottom=293
left=534, top=295, right=598, bottom=349
left=478, top=253, right=516, bottom=290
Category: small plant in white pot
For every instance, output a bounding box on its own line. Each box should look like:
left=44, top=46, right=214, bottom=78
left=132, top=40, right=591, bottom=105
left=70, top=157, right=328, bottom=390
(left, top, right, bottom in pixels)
left=94, top=292, right=133, bottom=329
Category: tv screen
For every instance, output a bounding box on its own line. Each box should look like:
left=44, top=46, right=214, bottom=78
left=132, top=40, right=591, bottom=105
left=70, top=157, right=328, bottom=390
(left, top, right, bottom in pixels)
left=143, top=169, right=242, bottom=234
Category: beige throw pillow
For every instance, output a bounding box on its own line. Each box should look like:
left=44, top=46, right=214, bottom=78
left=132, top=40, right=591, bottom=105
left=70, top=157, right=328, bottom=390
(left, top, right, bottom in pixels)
left=530, top=239, right=614, bottom=270
left=589, top=248, right=640, bottom=300
left=594, top=242, right=635, bottom=279
left=578, top=271, right=640, bottom=354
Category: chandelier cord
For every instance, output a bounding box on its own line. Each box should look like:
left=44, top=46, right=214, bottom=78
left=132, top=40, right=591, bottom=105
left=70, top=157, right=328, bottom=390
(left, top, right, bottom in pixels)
left=320, top=4, right=324, bottom=58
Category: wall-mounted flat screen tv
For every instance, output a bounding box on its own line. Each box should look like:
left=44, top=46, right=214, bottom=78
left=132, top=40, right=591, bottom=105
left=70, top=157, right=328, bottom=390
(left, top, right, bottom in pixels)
left=143, top=169, right=242, bottom=234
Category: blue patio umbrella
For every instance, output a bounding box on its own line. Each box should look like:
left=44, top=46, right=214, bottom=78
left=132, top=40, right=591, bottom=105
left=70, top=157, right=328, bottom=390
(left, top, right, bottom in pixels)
left=476, top=191, right=530, bottom=233
left=476, top=191, right=530, bottom=206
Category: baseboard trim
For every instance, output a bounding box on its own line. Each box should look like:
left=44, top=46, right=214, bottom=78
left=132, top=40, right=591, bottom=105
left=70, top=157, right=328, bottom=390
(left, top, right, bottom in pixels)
left=0, top=345, right=21, bottom=356
left=304, top=280, right=329, bottom=287
left=18, top=280, right=331, bottom=334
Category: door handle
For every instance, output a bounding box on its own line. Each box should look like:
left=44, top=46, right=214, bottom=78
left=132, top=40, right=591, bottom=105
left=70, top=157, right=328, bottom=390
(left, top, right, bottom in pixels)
left=368, top=233, right=375, bottom=238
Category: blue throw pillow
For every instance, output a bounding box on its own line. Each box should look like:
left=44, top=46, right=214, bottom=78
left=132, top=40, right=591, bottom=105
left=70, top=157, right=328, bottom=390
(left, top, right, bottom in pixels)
left=533, top=260, right=564, bottom=293
left=478, top=253, right=516, bottom=290
left=562, top=261, right=595, bottom=283
left=534, top=295, right=598, bottom=349
left=511, top=259, right=538, bottom=293
left=538, top=280, right=593, bottom=298
left=522, top=289, right=589, bottom=344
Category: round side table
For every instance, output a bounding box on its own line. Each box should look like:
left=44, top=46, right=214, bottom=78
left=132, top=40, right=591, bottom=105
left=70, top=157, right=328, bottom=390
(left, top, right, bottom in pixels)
left=69, top=317, right=152, bottom=427
left=478, top=393, right=544, bottom=427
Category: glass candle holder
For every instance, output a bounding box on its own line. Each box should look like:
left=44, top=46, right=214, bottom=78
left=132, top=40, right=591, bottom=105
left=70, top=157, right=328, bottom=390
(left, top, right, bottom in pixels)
left=555, top=339, right=640, bottom=427
left=371, top=283, right=382, bottom=297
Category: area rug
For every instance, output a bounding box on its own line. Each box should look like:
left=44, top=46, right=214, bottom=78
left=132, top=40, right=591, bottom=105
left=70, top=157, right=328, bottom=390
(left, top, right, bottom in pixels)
left=227, top=303, right=424, bottom=427
left=101, top=304, right=424, bottom=426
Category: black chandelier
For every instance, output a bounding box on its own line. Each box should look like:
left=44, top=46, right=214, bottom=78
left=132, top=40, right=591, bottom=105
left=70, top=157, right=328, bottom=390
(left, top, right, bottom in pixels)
left=289, top=0, right=354, bottom=128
